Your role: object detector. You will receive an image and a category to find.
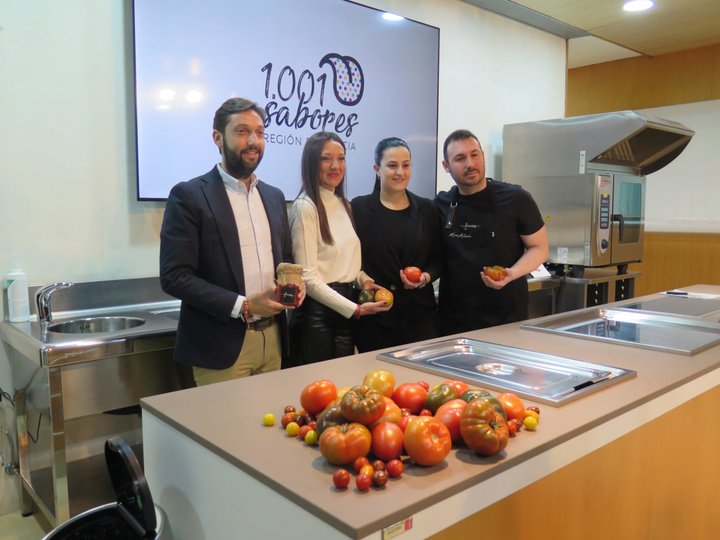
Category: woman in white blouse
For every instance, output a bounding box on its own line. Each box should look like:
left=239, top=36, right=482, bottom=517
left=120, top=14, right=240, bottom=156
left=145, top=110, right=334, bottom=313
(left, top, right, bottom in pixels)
left=287, top=131, right=390, bottom=366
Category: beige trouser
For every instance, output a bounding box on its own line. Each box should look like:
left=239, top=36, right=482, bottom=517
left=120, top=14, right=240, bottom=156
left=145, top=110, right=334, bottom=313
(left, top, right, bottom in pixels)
left=192, top=323, right=281, bottom=386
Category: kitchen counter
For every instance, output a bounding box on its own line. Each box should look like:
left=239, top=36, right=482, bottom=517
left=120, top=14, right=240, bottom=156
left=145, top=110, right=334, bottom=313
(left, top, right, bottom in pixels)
left=140, top=284, right=720, bottom=539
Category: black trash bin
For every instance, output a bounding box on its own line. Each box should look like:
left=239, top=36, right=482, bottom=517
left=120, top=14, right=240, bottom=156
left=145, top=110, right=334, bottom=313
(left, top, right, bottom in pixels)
left=42, top=436, right=171, bottom=540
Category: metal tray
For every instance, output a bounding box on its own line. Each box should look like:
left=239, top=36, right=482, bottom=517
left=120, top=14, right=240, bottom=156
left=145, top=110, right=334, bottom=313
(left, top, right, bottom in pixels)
left=377, top=338, right=635, bottom=407
left=523, top=308, right=720, bottom=355
left=616, top=296, right=720, bottom=318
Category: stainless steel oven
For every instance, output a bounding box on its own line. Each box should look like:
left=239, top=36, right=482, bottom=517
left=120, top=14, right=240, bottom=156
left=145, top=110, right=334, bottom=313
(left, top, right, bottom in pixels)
left=502, top=111, right=694, bottom=275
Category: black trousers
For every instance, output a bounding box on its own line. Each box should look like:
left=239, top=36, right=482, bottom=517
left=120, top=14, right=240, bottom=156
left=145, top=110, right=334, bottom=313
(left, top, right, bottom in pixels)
left=285, top=283, right=356, bottom=368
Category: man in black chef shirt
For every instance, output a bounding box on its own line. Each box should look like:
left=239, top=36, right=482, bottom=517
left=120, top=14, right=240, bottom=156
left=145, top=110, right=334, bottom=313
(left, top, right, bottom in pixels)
left=434, top=129, right=548, bottom=335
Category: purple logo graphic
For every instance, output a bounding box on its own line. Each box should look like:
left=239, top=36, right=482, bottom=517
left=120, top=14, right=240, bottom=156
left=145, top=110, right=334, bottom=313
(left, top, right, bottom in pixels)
left=319, top=53, right=364, bottom=106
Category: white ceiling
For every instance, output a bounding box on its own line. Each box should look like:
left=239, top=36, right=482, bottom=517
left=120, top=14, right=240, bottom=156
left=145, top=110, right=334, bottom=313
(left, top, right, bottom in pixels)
left=461, top=0, right=720, bottom=68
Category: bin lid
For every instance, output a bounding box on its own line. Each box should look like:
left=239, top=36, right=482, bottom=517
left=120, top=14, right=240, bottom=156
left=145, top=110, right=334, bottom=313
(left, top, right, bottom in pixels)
left=105, top=436, right=157, bottom=536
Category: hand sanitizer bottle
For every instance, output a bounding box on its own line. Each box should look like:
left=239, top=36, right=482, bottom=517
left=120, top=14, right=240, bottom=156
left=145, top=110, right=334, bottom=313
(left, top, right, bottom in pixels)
left=6, top=255, right=30, bottom=322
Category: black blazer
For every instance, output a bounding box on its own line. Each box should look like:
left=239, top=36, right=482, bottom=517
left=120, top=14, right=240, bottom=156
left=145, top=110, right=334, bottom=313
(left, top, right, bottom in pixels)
left=160, top=167, right=292, bottom=369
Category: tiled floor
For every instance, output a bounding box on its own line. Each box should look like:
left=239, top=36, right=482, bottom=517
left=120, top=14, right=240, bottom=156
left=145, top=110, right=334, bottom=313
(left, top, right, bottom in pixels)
left=0, top=510, right=52, bottom=540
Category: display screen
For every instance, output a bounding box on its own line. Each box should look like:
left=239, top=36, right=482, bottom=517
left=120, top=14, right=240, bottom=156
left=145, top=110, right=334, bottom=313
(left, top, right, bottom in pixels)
left=132, top=0, right=440, bottom=201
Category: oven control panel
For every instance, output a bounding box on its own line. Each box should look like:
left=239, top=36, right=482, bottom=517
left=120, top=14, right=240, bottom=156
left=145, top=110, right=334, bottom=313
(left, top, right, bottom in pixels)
left=597, top=174, right=612, bottom=254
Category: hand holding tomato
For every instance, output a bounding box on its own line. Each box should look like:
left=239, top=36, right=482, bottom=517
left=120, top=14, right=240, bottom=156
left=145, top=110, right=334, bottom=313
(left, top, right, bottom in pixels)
left=400, top=267, right=427, bottom=289
left=481, top=266, right=514, bottom=290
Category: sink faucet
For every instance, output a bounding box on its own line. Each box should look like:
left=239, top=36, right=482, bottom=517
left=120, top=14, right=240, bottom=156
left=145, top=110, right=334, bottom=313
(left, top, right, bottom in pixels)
left=36, top=282, right=74, bottom=329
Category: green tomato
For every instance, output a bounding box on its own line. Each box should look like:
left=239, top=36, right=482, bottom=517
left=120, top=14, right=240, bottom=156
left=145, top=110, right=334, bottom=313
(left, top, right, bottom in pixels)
left=460, top=390, right=507, bottom=421
left=358, top=289, right=375, bottom=304
left=423, top=384, right=458, bottom=414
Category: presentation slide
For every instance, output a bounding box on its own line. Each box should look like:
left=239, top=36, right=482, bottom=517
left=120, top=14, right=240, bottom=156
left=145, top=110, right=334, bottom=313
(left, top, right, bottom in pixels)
left=133, top=0, right=440, bottom=201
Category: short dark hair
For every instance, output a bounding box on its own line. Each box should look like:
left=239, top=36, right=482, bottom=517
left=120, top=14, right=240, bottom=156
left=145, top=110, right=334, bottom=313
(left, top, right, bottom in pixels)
left=443, top=129, right=481, bottom=162
left=213, top=97, right=266, bottom=134
left=300, top=132, right=351, bottom=245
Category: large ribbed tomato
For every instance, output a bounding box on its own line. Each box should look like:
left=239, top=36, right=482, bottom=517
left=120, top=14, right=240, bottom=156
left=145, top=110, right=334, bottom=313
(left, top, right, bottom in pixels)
left=319, top=423, right=371, bottom=465
left=460, top=398, right=509, bottom=457
left=403, top=416, right=452, bottom=466
left=340, top=385, right=386, bottom=425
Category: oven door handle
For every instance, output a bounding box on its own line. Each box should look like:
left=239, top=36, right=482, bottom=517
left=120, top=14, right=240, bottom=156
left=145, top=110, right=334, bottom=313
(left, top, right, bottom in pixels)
left=611, top=213, right=625, bottom=242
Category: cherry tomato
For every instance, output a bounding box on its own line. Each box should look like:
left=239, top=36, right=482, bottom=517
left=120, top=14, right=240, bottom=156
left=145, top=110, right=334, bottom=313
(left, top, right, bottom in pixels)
left=284, top=405, right=296, bottom=414
left=403, top=417, right=452, bottom=467
left=359, top=464, right=374, bottom=477
left=372, top=460, right=386, bottom=471
left=483, top=265, right=506, bottom=281
left=262, top=413, right=275, bottom=426
left=298, top=425, right=312, bottom=440
left=371, top=422, right=404, bottom=462
left=526, top=406, right=540, bottom=415
left=286, top=422, right=300, bottom=437
left=523, top=410, right=540, bottom=421
left=372, top=470, right=389, bottom=487
left=509, top=418, right=524, bottom=433
left=386, top=459, right=404, bottom=478
left=363, top=369, right=396, bottom=398
left=356, top=473, right=372, bottom=491
left=497, top=392, right=526, bottom=422
left=304, top=430, right=319, bottom=445
left=507, top=419, right=518, bottom=436
left=403, top=266, right=422, bottom=283
left=281, top=412, right=298, bottom=428
left=392, top=383, right=428, bottom=414
left=333, top=469, right=350, bottom=489
left=524, top=416, right=539, bottom=431
left=300, top=380, right=338, bottom=416
left=353, top=456, right=370, bottom=473
left=419, top=409, right=434, bottom=417
left=307, top=420, right=318, bottom=430
left=417, top=381, right=430, bottom=391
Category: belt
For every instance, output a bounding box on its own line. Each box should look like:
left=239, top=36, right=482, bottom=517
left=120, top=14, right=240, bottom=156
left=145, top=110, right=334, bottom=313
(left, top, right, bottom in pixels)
left=328, top=282, right=355, bottom=300
left=248, top=315, right=277, bottom=331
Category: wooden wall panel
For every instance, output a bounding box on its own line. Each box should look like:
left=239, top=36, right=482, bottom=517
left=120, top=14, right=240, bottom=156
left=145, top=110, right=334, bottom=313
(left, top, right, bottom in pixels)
left=566, top=44, right=720, bottom=117
left=630, top=232, right=720, bottom=296
left=430, top=385, right=720, bottom=540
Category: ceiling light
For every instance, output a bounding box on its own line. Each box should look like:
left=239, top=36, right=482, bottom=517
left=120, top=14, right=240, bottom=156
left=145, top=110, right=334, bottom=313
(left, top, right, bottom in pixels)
left=382, top=13, right=404, bottom=21
left=623, top=0, right=654, bottom=12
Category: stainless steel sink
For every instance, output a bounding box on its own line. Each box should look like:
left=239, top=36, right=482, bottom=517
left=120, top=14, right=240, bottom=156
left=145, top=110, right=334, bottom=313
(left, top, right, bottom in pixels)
left=522, top=308, right=720, bottom=355
left=48, top=316, right=146, bottom=334
left=377, top=338, right=636, bottom=406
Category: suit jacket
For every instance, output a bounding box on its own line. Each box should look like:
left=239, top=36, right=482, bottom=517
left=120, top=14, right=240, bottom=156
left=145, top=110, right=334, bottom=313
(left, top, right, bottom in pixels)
left=159, top=166, right=292, bottom=369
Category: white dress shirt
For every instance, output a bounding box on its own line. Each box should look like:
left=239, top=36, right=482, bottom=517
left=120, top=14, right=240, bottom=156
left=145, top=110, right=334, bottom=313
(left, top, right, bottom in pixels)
left=217, top=164, right=274, bottom=318
left=290, top=187, right=371, bottom=318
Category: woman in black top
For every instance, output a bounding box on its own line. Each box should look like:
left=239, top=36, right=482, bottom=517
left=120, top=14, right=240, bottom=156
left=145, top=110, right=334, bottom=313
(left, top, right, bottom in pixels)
left=351, top=137, right=443, bottom=353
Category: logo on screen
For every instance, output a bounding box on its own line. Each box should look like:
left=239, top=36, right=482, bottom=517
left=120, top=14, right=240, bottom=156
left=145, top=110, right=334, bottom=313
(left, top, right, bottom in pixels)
left=261, top=53, right=362, bottom=138
left=319, top=53, right=364, bottom=106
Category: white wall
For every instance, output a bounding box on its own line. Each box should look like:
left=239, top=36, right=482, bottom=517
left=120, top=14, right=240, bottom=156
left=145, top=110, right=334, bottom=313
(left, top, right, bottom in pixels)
left=639, top=99, right=720, bottom=233
left=0, top=0, right=566, bottom=515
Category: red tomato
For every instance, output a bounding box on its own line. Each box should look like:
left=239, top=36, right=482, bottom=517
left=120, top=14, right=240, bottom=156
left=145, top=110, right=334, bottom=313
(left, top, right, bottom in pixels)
left=433, top=398, right=468, bottom=443
left=333, top=469, right=350, bottom=489
left=418, top=408, right=434, bottom=417
left=369, top=397, right=402, bottom=429
left=300, top=380, right=338, bottom=416
left=353, top=456, right=370, bottom=473
left=372, top=470, right=389, bottom=487
left=403, top=416, right=452, bottom=467
left=356, top=473, right=372, bottom=491
left=363, top=369, right=396, bottom=397
left=483, top=265, right=506, bottom=281
left=417, top=380, right=430, bottom=391
left=497, top=392, right=526, bottom=422
left=460, top=399, right=509, bottom=456
left=397, top=414, right=416, bottom=432
left=507, top=419, right=517, bottom=436
left=298, top=425, right=312, bottom=440
left=319, top=423, right=372, bottom=465
left=371, top=422, right=405, bottom=461
left=403, top=266, right=422, bottom=283
left=386, top=459, right=404, bottom=478
left=281, top=412, right=298, bottom=428
left=392, top=383, right=428, bottom=414
left=442, top=380, right=471, bottom=399
left=340, top=385, right=387, bottom=425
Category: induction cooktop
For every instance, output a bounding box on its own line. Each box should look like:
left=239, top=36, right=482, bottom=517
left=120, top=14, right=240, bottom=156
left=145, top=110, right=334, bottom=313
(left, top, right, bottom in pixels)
left=617, top=296, right=720, bottom=318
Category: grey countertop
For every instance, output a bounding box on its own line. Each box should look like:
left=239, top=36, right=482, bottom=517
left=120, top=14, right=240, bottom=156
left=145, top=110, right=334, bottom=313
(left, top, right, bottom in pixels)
left=140, top=284, right=720, bottom=539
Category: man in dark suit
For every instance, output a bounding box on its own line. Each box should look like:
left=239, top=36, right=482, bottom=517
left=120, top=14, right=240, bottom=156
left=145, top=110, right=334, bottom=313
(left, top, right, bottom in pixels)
left=160, top=97, right=302, bottom=385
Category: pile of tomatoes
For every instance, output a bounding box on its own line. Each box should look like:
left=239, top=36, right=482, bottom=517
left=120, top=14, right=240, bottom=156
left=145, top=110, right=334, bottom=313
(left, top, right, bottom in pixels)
left=264, top=370, right=541, bottom=492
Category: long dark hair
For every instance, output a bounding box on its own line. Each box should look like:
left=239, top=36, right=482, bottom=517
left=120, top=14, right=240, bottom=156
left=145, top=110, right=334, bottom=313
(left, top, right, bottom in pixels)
left=299, top=132, right=352, bottom=245
left=372, top=137, right=411, bottom=192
